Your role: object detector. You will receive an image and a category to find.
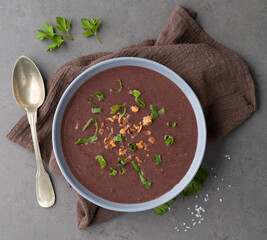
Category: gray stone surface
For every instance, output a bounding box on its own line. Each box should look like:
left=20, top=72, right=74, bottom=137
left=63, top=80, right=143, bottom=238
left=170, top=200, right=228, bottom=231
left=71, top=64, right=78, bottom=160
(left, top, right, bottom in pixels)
left=0, top=0, right=266, bottom=239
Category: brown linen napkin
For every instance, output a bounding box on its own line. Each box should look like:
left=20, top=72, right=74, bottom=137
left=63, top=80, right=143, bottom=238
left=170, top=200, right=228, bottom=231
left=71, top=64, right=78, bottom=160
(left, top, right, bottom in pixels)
left=7, top=6, right=256, bottom=229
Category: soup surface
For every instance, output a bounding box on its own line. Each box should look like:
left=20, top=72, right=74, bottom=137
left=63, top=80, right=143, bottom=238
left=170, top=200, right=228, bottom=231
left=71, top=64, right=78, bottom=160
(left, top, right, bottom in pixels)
left=61, top=66, right=198, bottom=203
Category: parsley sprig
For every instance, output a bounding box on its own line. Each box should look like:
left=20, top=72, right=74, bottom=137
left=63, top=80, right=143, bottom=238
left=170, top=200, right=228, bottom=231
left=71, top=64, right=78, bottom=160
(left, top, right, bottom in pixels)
left=81, top=18, right=102, bottom=44
left=36, top=17, right=73, bottom=51
left=154, top=165, right=208, bottom=215
left=154, top=199, right=174, bottom=215
left=180, top=165, right=208, bottom=200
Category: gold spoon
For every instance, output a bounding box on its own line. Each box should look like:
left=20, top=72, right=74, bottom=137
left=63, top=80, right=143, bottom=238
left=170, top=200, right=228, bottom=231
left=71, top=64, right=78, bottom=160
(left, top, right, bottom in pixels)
left=12, top=56, right=55, bottom=208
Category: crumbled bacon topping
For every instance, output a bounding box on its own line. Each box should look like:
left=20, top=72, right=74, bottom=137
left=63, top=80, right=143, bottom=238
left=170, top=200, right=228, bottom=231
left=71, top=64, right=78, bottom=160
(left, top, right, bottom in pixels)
left=119, top=146, right=127, bottom=156
left=143, top=115, right=152, bottom=126
left=135, top=156, right=142, bottom=163
left=120, top=124, right=130, bottom=135
left=106, top=117, right=114, bottom=122
left=98, top=129, right=104, bottom=135
left=148, top=137, right=155, bottom=144
left=101, top=122, right=105, bottom=128
left=133, top=124, right=142, bottom=133
left=136, top=141, right=144, bottom=149
left=144, top=143, right=150, bottom=151
left=144, top=130, right=151, bottom=136
left=104, top=137, right=116, bottom=149
left=127, top=129, right=135, bottom=138
left=131, top=106, right=140, bottom=113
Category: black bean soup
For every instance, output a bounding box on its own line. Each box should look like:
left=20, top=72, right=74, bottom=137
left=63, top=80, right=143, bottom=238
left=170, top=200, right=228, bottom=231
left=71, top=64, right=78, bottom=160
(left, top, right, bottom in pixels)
left=61, top=66, right=198, bottom=203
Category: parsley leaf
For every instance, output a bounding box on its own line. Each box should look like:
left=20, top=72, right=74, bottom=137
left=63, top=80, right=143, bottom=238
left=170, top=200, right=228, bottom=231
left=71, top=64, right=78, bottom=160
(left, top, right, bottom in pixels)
left=154, top=199, right=175, bottom=215
left=81, top=18, right=102, bottom=44
left=36, top=17, right=73, bottom=51
left=180, top=165, right=208, bottom=200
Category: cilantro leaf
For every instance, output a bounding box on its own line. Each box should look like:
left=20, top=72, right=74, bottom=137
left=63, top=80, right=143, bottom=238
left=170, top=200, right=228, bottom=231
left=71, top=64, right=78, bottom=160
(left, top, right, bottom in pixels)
left=36, top=17, right=73, bottom=51
left=180, top=165, right=208, bottom=200
left=154, top=199, right=175, bottom=215
left=81, top=17, right=102, bottom=44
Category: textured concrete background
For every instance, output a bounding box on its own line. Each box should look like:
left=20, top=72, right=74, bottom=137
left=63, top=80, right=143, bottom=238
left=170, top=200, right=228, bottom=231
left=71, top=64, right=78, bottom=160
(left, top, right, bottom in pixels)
left=0, top=0, right=266, bottom=239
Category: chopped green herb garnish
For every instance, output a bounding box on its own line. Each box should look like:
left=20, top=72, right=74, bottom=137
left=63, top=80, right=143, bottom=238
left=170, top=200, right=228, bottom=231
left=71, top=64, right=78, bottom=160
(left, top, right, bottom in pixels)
left=131, top=160, right=151, bottom=190
left=120, top=168, right=126, bottom=175
left=96, top=155, right=107, bottom=168
left=115, top=134, right=124, bottom=142
left=130, top=90, right=141, bottom=98
left=75, top=135, right=98, bottom=144
left=120, top=105, right=127, bottom=118
left=82, top=118, right=98, bottom=134
left=94, top=91, right=105, bottom=101
left=128, top=143, right=137, bottom=151
left=145, top=180, right=152, bottom=189
left=131, top=160, right=141, bottom=172
left=89, top=97, right=96, bottom=108
left=76, top=118, right=98, bottom=144
left=136, top=97, right=146, bottom=107
left=155, top=154, right=162, bottom=165
left=181, top=165, right=208, bottom=200
left=130, top=90, right=146, bottom=107
left=154, top=199, right=175, bottom=215
left=110, top=79, right=123, bottom=93
left=138, top=172, right=147, bottom=184
left=150, top=104, right=165, bottom=120
left=110, top=104, right=127, bottom=118
left=158, top=108, right=165, bottom=115
left=110, top=105, right=121, bottom=114
left=110, top=168, right=118, bottom=176
left=92, top=107, right=102, bottom=113
left=117, top=158, right=127, bottom=166
left=164, top=135, right=174, bottom=146
left=150, top=104, right=159, bottom=119
left=81, top=18, right=102, bottom=44
left=167, top=122, right=177, bottom=127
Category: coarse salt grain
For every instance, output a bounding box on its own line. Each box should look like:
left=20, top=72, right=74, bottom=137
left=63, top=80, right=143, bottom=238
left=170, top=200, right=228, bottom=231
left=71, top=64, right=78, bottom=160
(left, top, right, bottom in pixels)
left=183, top=223, right=186, bottom=226
left=193, top=222, right=197, bottom=226
left=177, top=229, right=179, bottom=232
left=198, top=221, right=201, bottom=224
left=220, top=199, right=223, bottom=202
left=187, top=207, right=190, bottom=210
left=228, top=185, right=231, bottom=188
left=217, top=187, right=220, bottom=191
left=186, top=226, right=190, bottom=229
left=214, top=175, right=217, bottom=178
left=211, top=167, right=214, bottom=170
left=184, top=229, right=187, bottom=232
left=191, top=212, right=194, bottom=215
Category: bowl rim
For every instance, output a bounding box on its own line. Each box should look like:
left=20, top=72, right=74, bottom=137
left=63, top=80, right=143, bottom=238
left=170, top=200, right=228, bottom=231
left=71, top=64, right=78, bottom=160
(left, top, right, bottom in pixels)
left=52, top=57, right=207, bottom=212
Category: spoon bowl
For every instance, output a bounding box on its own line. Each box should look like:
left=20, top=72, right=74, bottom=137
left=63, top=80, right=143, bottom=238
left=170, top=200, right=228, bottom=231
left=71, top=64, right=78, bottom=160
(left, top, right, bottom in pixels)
left=12, top=56, right=45, bottom=111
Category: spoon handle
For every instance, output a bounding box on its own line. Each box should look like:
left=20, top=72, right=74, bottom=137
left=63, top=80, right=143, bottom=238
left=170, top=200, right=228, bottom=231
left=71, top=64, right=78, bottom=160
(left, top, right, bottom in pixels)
left=27, top=110, right=55, bottom=208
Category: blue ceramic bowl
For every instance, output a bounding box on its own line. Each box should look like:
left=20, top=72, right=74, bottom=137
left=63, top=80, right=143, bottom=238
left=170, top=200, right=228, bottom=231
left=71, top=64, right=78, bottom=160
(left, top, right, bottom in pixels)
left=52, top=57, right=206, bottom=212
